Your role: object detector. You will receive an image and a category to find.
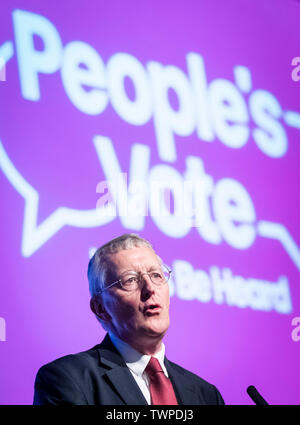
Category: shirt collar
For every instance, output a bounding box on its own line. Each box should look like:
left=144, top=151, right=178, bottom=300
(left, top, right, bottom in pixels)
left=109, top=332, right=168, bottom=377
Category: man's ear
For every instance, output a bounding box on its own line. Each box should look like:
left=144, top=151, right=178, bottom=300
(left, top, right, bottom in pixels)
left=90, top=297, right=111, bottom=322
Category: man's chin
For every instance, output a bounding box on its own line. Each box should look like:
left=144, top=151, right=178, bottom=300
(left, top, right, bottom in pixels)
left=141, top=323, right=169, bottom=339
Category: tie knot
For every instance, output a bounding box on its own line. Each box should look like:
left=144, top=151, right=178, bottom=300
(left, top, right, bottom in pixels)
left=145, top=357, right=163, bottom=377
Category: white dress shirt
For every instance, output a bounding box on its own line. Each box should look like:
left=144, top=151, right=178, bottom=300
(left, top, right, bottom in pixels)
left=109, top=332, right=169, bottom=405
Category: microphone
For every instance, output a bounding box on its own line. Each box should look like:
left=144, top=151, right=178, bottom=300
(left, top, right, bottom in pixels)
left=247, top=385, right=269, bottom=405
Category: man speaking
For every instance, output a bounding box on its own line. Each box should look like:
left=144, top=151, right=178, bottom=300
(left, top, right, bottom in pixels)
left=33, top=234, right=224, bottom=405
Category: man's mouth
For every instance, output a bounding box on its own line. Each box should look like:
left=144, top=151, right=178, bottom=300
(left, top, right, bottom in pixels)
left=143, top=304, right=162, bottom=315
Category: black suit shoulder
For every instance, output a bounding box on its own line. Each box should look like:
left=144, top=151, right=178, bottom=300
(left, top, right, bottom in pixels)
left=38, top=345, right=100, bottom=372
left=33, top=345, right=103, bottom=405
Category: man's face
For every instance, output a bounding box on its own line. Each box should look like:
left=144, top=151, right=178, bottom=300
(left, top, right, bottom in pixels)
left=99, top=246, right=170, bottom=349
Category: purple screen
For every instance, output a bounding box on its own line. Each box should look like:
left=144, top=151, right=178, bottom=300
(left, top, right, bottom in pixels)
left=1, top=0, right=300, bottom=405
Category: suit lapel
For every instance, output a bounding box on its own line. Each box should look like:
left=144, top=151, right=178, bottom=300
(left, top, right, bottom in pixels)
left=165, top=358, right=201, bottom=405
left=104, top=365, right=148, bottom=405
left=97, top=334, right=148, bottom=405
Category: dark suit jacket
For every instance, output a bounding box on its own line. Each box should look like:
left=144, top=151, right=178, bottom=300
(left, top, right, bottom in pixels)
left=33, top=334, right=224, bottom=405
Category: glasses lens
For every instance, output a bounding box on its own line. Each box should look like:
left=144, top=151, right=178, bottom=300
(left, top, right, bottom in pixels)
left=150, top=265, right=170, bottom=285
left=121, top=273, right=140, bottom=291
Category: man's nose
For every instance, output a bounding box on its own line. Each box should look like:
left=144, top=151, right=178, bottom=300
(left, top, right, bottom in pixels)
left=140, top=273, right=156, bottom=299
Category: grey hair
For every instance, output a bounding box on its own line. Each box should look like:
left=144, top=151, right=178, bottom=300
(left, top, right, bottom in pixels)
left=87, top=233, right=158, bottom=298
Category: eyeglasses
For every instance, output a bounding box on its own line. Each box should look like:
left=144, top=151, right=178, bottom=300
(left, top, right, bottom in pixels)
left=97, top=264, right=172, bottom=294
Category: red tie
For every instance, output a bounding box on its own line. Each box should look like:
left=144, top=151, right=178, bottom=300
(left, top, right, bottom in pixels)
left=145, top=357, right=178, bottom=405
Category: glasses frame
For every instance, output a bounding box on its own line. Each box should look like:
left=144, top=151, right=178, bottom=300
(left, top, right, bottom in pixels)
left=97, top=264, right=172, bottom=295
